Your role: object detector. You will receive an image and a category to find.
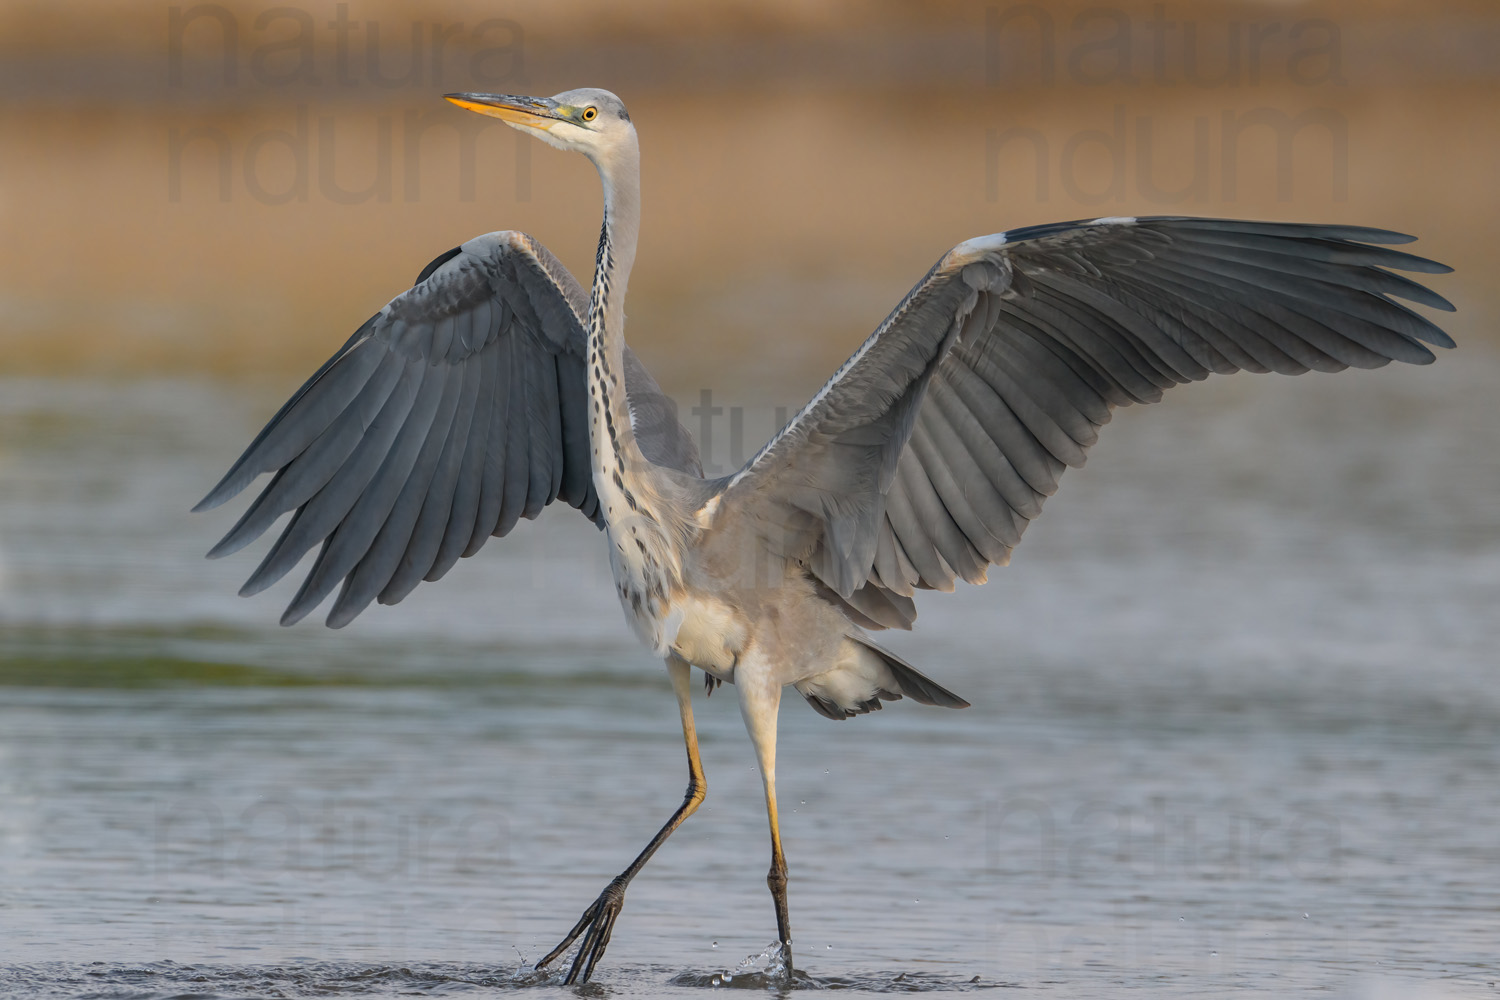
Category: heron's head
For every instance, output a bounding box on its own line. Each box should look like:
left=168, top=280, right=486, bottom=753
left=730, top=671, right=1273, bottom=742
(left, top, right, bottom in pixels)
left=444, top=88, right=634, bottom=161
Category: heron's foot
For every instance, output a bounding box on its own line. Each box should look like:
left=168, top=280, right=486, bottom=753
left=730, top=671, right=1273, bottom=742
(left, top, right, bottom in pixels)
left=769, top=939, right=794, bottom=982
left=774, top=939, right=794, bottom=981
left=536, top=876, right=628, bottom=984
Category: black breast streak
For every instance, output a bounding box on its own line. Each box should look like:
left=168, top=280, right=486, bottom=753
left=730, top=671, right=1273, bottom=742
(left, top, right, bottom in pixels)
left=585, top=210, right=643, bottom=516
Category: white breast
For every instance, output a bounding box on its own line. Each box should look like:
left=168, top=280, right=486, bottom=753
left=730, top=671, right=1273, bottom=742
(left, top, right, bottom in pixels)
left=604, top=512, right=681, bottom=654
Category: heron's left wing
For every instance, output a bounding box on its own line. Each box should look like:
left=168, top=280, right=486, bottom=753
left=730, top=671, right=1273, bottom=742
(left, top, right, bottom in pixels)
left=196, top=231, right=697, bottom=628
left=709, top=217, right=1454, bottom=629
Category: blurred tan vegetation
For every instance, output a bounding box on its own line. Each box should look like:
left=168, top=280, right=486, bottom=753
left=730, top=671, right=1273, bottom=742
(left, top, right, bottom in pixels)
left=1, top=0, right=1494, bottom=395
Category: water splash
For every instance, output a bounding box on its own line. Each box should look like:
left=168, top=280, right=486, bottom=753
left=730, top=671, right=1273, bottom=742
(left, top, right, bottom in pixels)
left=704, top=941, right=793, bottom=989
left=668, top=945, right=999, bottom=992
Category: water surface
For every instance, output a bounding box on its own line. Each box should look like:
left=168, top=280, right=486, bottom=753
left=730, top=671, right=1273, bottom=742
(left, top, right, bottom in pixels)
left=1, top=358, right=1498, bottom=997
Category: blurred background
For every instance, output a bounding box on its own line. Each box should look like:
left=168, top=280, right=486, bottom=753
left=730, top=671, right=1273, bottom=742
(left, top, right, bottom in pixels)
left=1, top=1, right=1498, bottom=997
left=2, top=0, right=1495, bottom=385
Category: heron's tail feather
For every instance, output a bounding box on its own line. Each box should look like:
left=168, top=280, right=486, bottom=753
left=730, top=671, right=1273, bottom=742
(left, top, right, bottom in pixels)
left=856, top=635, right=970, bottom=710
left=794, top=634, right=969, bottom=721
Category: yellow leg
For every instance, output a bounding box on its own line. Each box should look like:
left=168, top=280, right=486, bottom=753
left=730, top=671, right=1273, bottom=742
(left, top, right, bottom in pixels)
left=537, top=654, right=706, bottom=983
left=738, top=665, right=794, bottom=972
left=765, top=775, right=792, bottom=960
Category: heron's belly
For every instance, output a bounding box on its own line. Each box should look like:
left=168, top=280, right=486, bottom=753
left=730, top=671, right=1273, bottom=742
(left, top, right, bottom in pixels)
left=601, top=513, right=742, bottom=671
left=663, top=593, right=746, bottom=677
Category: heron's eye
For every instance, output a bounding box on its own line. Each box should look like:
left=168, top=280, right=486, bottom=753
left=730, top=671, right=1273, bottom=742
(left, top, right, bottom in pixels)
left=582, top=107, right=598, bottom=122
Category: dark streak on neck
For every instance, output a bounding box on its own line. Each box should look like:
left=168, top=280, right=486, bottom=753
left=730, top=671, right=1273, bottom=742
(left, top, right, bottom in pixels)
left=588, top=208, right=639, bottom=513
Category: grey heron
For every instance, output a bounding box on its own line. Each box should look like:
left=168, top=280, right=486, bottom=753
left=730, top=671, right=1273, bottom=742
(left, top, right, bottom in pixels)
left=195, top=87, right=1455, bottom=983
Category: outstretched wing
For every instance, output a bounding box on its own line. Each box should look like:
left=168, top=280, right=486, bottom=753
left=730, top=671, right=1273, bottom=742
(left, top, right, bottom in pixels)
left=712, top=217, right=1454, bottom=629
left=196, top=231, right=698, bottom=628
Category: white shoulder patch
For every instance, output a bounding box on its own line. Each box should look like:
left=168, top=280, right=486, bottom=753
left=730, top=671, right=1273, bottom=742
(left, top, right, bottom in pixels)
left=458, top=233, right=525, bottom=268
left=954, top=232, right=1009, bottom=254
left=1088, top=216, right=1137, bottom=226
left=695, top=494, right=721, bottom=529
left=948, top=232, right=1009, bottom=267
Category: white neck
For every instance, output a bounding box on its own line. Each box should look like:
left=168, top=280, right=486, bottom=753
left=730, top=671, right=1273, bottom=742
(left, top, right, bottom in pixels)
left=578, top=125, right=688, bottom=655
left=585, top=130, right=646, bottom=522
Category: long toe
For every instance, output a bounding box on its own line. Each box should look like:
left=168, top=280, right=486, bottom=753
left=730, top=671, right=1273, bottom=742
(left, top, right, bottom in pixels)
left=540, top=882, right=627, bottom=985
left=578, top=899, right=623, bottom=983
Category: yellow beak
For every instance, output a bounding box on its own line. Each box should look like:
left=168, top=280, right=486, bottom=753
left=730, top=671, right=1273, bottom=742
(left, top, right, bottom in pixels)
left=443, top=93, right=563, bottom=129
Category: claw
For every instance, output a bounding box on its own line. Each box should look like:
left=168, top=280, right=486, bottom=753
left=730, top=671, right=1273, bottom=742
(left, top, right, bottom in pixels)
left=537, top=879, right=628, bottom=984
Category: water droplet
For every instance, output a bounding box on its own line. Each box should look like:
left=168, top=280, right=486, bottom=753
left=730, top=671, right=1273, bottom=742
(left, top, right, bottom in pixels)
left=800, top=800, right=805, bottom=805
left=1303, top=913, right=1310, bottom=919
left=711, top=941, right=718, bottom=948
left=826, top=944, right=831, bottom=950
left=1179, top=916, right=1185, bottom=922
left=824, top=768, right=830, bottom=775
left=1211, top=951, right=1218, bottom=957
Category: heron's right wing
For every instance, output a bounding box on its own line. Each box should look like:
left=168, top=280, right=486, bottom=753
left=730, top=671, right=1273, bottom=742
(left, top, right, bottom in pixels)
left=195, top=230, right=696, bottom=628
left=710, top=217, right=1454, bottom=628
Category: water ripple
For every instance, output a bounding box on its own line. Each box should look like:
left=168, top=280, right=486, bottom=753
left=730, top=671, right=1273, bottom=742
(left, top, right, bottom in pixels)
left=0, top=960, right=1010, bottom=998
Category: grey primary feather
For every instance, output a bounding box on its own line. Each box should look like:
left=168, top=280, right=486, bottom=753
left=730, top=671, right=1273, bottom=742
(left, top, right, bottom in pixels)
left=716, top=217, right=1453, bottom=622
left=241, top=358, right=425, bottom=600
left=197, top=230, right=699, bottom=627
left=281, top=356, right=450, bottom=624
left=326, top=363, right=467, bottom=627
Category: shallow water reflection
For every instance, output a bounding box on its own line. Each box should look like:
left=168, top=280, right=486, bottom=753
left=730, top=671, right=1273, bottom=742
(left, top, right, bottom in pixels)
left=1, top=357, right=1498, bottom=998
